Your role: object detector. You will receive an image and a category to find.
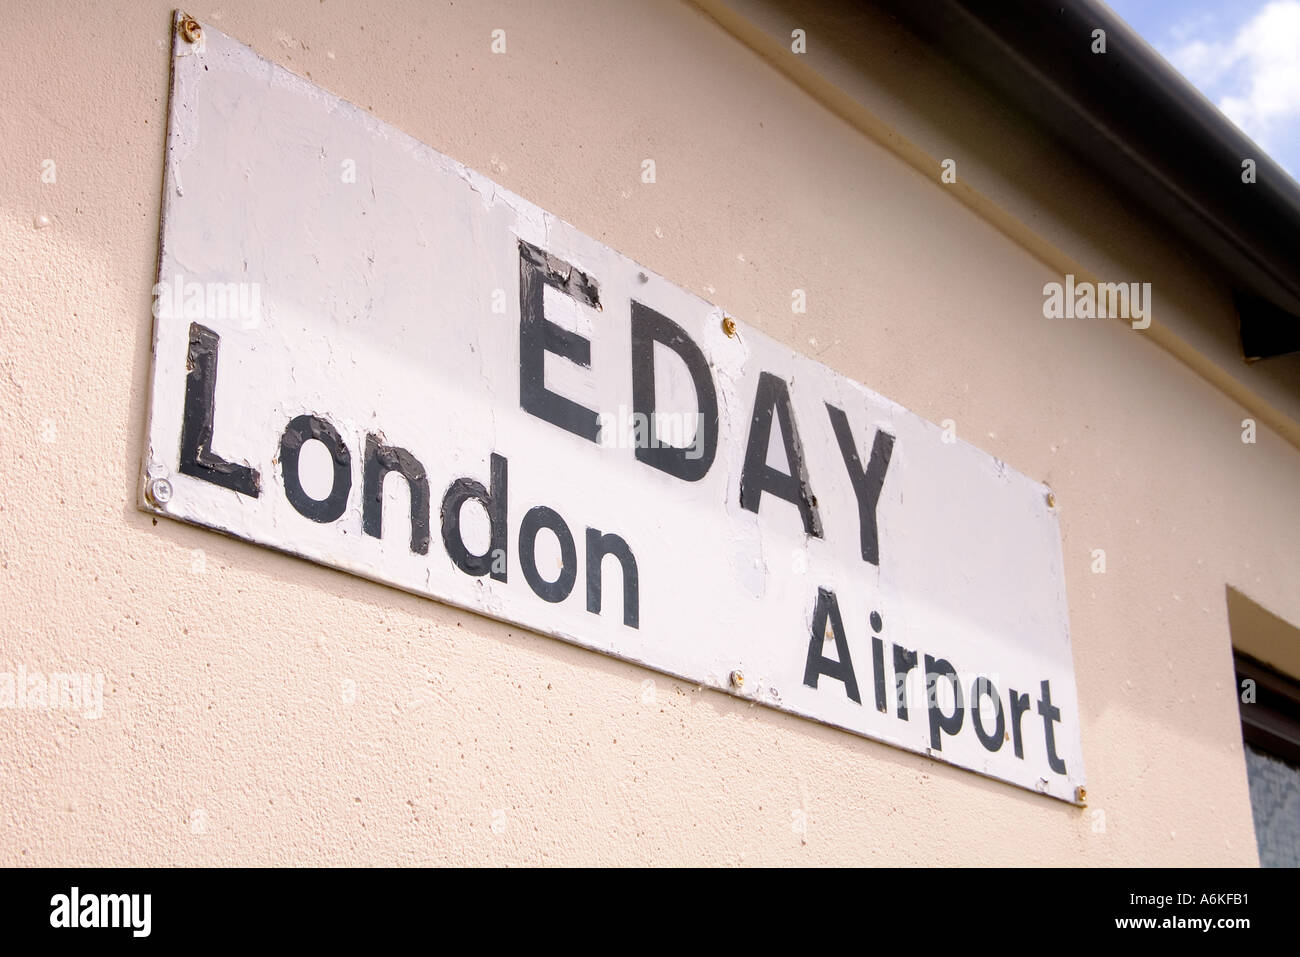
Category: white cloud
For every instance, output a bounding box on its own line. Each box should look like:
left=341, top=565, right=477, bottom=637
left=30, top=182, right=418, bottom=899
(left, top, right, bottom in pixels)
left=1169, top=0, right=1300, bottom=152
left=1169, top=38, right=1233, bottom=89
left=1218, top=3, right=1300, bottom=137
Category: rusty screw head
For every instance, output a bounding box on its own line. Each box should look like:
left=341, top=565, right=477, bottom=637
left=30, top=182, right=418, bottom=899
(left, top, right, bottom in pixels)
left=180, top=17, right=202, bottom=44
left=721, top=316, right=737, bottom=337
left=148, top=477, right=173, bottom=507
left=1046, top=489, right=1056, bottom=508
left=729, top=670, right=744, bottom=690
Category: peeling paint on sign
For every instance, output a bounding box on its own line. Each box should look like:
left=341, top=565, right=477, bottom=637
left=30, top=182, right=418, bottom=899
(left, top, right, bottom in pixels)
left=142, top=15, right=1085, bottom=802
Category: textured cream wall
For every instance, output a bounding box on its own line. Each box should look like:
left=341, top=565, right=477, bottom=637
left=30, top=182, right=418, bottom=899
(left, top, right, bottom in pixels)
left=1, top=0, right=1296, bottom=865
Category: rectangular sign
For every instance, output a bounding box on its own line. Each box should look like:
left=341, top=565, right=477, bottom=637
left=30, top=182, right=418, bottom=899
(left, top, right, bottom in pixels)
left=143, top=17, right=1085, bottom=801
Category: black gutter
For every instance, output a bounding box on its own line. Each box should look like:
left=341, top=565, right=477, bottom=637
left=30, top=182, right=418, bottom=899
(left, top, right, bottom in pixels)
left=873, top=0, right=1300, bottom=360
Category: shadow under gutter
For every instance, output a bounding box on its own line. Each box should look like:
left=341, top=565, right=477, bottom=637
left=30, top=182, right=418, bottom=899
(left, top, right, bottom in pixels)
left=872, top=0, right=1300, bottom=362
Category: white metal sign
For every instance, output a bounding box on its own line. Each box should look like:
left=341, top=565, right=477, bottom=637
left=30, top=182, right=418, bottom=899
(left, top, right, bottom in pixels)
left=143, top=16, right=1085, bottom=802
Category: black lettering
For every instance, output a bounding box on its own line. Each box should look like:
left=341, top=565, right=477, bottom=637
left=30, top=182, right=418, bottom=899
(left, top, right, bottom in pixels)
left=518, top=240, right=600, bottom=442
left=971, top=677, right=1005, bottom=752
left=893, top=644, right=918, bottom=719
left=925, top=654, right=964, bottom=751
left=803, top=588, right=860, bottom=703
left=1036, top=679, right=1068, bottom=774
left=1008, top=688, right=1031, bottom=759
left=585, top=528, right=639, bottom=628
left=279, top=414, right=350, bottom=523
left=870, top=611, right=887, bottom=713
left=440, top=453, right=508, bottom=582
left=519, top=505, right=577, bottom=603
left=739, top=372, right=821, bottom=536
left=826, top=405, right=894, bottom=565
left=179, top=323, right=260, bottom=497
left=363, top=435, right=430, bottom=554
left=629, top=301, right=718, bottom=481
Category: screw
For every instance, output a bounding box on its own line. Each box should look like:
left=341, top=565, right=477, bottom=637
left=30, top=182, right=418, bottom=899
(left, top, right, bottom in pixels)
left=729, top=670, right=744, bottom=689
left=1045, top=489, right=1056, bottom=508
left=180, top=16, right=202, bottom=44
left=148, top=477, right=173, bottom=507
left=722, top=316, right=737, bottom=337
left=1075, top=785, right=1087, bottom=805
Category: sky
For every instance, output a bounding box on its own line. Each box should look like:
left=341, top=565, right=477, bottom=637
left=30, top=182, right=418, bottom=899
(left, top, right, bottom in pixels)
left=1104, top=0, right=1300, bottom=183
